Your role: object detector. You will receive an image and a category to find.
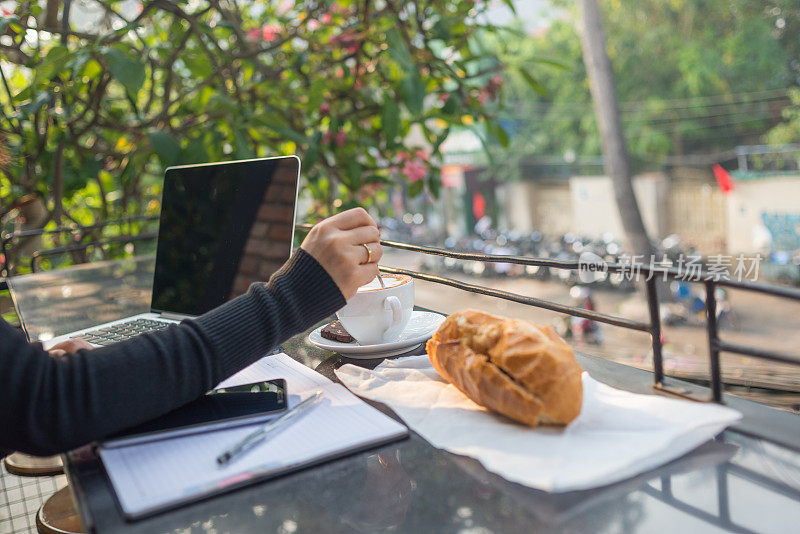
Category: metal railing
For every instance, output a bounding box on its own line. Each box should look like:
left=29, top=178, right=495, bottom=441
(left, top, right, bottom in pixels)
left=298, top=224, right=800, bottom=532
left=28, top=233, right=158, bottom=272
left=1, top=216, right=159, bottom=274
left=371, top=238, right=800, bottom=404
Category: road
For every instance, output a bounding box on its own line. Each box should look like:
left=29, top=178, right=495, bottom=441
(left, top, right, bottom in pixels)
left=383, top=249, right=800, bottom=412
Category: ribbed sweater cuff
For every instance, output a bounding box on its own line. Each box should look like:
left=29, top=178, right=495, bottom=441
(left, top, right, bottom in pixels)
left=192, top=248, right=345, bottom=377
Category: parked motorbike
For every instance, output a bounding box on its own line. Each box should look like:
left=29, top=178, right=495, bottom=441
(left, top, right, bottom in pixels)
left=554, top=286, right=604, bottom=345
left=661, top=282, right=731, bottom=327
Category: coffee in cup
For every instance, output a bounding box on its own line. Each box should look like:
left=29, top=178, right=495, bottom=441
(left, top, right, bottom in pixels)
left=336, top=274, right=414, bottom=345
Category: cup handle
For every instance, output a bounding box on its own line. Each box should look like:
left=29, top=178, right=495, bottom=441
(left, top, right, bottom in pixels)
left=383, top=296, right=403, bottom=335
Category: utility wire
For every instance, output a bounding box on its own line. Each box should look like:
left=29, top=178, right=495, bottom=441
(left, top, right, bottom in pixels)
left=510, top=88, right=792, bottom=112
left=510, top=106, right=785, bottom=129
left=511, top=96, right=790, bottom=121
left=511, top=89, right=788, bottom=116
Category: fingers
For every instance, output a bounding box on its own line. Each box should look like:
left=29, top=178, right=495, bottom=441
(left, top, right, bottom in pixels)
left=355, top=262, right=380, bottom=287
left=299, top=208, right=382, bottom=299
left=345, top=225, right=380, bottom=245
left=354, top=241, right=383, bottom=264
left=48, top=338, right=94, bottom=354
left=335, top=261, right=379, bottom=300
left=329, top=207, right=376, bottom=231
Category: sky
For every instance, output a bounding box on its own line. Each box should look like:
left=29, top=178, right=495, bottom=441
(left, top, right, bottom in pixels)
left=485, top=0, right=556, bottom=33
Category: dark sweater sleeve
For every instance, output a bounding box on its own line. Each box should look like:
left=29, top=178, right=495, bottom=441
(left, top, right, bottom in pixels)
left=0, top=249, right=344, bottom=456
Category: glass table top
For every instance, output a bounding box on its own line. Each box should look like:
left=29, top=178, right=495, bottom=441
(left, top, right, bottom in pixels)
left=6, top=256, right=154, bottom=342
left=6, top=258, right=799, bottom=532
left=64, top=335, right=800, bottom=534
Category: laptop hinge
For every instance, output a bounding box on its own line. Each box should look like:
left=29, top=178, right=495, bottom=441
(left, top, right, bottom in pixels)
left=158, top=312, right=194, bottom=321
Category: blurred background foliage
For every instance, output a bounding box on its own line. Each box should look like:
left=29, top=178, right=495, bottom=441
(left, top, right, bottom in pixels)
left=487, top=0, right=800, bottom=181
left=2, top=0, right=800, bottom=273
left=0, top=0, right=520, bottom=259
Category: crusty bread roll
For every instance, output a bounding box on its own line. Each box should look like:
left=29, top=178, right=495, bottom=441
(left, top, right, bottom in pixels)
left=426, top=309, right=583, bottom=426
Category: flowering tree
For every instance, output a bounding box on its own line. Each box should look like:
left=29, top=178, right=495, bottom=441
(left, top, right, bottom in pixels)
left=0, top=0, right=514, bottom=235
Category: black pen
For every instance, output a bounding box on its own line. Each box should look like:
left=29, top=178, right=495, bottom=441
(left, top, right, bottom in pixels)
left=216, top=390, right=323, bottom=466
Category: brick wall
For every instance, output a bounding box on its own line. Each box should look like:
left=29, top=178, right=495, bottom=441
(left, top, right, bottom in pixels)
left=231, top=161, right=297, bottom=296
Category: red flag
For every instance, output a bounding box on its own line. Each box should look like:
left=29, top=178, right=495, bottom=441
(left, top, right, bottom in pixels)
left=472, top=191, right=486, bottom=220
left=712, top=164, right=734, bottom=193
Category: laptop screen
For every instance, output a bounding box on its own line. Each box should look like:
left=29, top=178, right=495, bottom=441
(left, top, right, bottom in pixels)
left=150, top=157, right=300, bottom=316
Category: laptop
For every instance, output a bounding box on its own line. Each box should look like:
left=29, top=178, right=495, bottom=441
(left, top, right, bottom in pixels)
left=40, top=156, right=301, bottom=349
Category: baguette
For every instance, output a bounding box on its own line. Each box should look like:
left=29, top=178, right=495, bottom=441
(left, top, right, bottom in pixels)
left=426, top=309, right=583, bottom=426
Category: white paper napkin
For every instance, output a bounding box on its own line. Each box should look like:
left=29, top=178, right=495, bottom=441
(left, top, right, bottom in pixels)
left=335, top=355, right=742, bottom=493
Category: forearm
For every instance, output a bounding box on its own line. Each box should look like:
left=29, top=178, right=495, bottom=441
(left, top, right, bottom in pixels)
left=191, top=248, right=345, bottom=377
left=0, top=249, right=344, bottom=456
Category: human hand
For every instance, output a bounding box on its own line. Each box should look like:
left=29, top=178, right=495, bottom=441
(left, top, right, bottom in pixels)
left=47, top=338, right=94, bottom=356
left=301, top=207, right=383, bottom=300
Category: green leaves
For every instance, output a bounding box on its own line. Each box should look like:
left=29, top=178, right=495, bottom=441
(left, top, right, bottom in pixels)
left=487, top=121, right=510, bottom=148
left=1, top=0, right=510, bottom=225
left=345, top=158, right=362, bottom=190
left=386, top=29, right=426, bottom=118
left=32, top=46, right=72, bottom=88
left=183, top=52, right=212, bottom=79
left=0, top=14, right=19, bottom=35
left=147, top=130, right=181, bottom=166
left=401, top=72, right=426, bottom=118
left=517, top=67, right=547, bottom=97
left=103, top=45, right=145, bottom=101
left=19, top=91, right=52, bottom=116
left=386, top=29, right=413, bottom=69
left=233, top=128, right=255, bottom=159
left=82, top=59, right=103, bottom=80
left=408, top=179, right=424, bottom=197
left=208, top=94, right=239, bottom=114
left=181, top=137, right=208, bottom=165
left=263, top=122, right=308, bottom=145
left=381, top=97, right=400, bottom=144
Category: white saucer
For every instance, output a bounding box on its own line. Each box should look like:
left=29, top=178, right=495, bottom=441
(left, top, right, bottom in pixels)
left=308, top=311, right=446, bottom=359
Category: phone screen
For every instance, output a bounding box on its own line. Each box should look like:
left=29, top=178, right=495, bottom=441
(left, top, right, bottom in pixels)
left=106, top=379, right=288, bottom=446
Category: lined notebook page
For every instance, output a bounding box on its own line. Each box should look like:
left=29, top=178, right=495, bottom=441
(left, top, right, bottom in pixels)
left=99, top=354, right=408, bottom=517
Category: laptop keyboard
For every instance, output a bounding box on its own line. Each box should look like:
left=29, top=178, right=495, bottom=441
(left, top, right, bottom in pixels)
left=73, top=318, right=173, bottom=346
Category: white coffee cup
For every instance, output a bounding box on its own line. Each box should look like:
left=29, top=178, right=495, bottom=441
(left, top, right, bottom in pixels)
left=337, top=274, right=414, bottom=345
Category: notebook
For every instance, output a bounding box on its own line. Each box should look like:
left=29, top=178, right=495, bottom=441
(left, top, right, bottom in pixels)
left=98, top=354, right=409, bottom=519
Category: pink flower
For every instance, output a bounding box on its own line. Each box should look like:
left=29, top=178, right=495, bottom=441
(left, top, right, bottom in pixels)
left=477, top=89, right=490, bottom=105
left=320, top=102, right=330, bottom=114
left=321, top=12, right=332, bottom=24
left=439, top=93, right=450, bottom=104
left=277, top=0, right=294, bottom=13
left=322, top=130, right=332, bottom=144
left=335, top=131, right=346, bottom=147
left=261, top=24, right=280, bottom=42
left=402, top=160, right=427, bottom=183
left=484, top=73, right=504, bottom=100
left=246, top=25, right=280, bottom=42
left=307, top=19, right=320, bottom=31
left=415, top=150, right=430, bottom=161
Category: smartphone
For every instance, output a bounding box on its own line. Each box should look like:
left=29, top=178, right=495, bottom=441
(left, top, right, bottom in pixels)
left=103, top=379, right=288, bottom=448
